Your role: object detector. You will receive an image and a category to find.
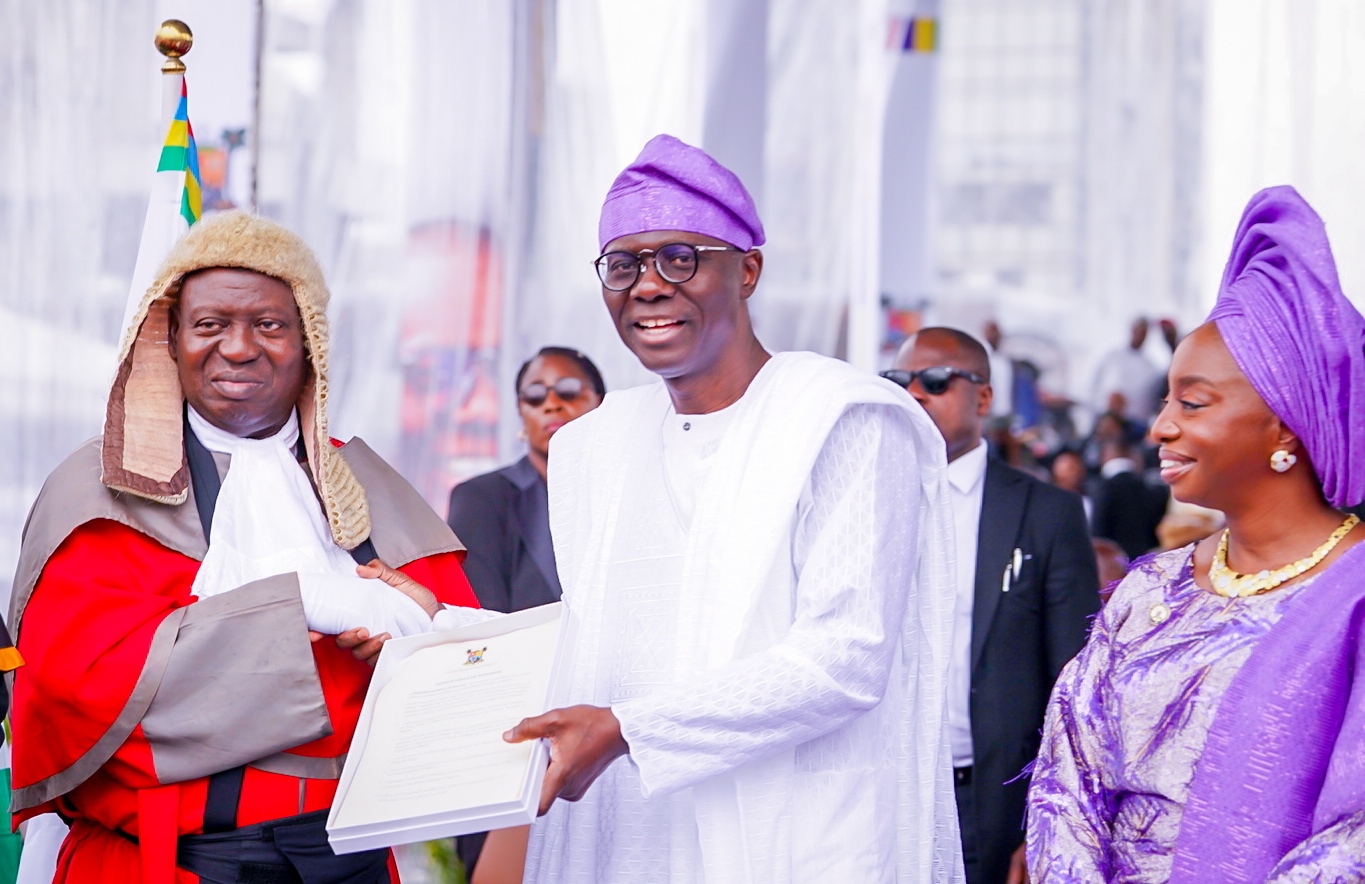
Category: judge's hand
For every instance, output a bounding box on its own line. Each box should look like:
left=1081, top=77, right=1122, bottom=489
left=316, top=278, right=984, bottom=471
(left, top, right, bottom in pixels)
left=358, top=558, right=444, bottom=619
left=504, top=705, right=628, bottom=815
left=1006, top=842, right=1030, bottom=884
left=309, top=626, right=390, bottom=666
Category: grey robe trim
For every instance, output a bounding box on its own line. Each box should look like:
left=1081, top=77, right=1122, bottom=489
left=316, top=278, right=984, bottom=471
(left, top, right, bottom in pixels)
left=250, top=751, right=347, bottom=780
left=10, top=436, right=462, bottom=636
left=11, top=604, right=186, bottom=811
left=140, top=575, right=332, bottom=785
left=338, top=439, right=466, bottom=567
left=10, top=437, right=208, bottom=635
left=8, top=434, right=462, bottom=810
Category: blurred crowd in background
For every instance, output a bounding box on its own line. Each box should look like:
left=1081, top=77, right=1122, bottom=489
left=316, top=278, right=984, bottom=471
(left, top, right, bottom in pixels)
left=975, top=315, right=1216, bottom=594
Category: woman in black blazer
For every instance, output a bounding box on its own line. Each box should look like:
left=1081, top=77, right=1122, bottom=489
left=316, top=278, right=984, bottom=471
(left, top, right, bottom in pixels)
left=447, top=347, right=603, bottom=880
left=448, top=346, right=605, bottom=612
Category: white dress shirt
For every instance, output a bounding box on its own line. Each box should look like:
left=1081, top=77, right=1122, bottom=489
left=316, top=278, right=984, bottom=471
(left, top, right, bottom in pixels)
left=947, top=440, right=989, bottom=766
left=1101, top=456, right=1138, bottom=479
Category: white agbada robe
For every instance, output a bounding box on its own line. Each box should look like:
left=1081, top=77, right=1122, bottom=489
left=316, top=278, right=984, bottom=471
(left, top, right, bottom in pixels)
left=526, top=351, right=963, bottom=883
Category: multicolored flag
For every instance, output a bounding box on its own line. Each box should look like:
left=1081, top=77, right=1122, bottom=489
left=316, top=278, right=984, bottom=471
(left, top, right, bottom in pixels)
left=159, top=81, right=203, bottom=226
left=119, top=78, right=203, bottom=335
left=886, top=15, right=938, bottom=53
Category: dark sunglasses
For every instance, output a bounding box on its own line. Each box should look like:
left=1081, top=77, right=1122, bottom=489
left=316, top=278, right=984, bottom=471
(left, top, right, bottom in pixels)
left=519, top=377, right=586, bottom=407
left=879, top=366, right=986, bottom=395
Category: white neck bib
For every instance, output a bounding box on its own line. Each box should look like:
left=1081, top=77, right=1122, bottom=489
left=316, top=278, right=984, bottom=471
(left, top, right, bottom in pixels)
left=188, top=406, right=358, bottom=598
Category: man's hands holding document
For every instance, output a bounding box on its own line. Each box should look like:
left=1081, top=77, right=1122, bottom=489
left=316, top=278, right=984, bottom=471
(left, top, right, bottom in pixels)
left=325, top=603, right=566, bottom=852
left=504, top=705, right=629, bottom=815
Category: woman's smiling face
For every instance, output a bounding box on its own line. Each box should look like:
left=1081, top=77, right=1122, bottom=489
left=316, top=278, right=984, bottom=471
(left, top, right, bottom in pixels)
left=1150, top=322, right=1290, bottom=511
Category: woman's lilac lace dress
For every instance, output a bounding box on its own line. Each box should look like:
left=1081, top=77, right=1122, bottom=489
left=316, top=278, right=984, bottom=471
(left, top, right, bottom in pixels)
left=1026, top=545, right=1365, bottom=883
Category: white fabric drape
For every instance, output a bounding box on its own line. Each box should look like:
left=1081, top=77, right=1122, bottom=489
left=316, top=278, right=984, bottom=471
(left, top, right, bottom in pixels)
left=6, top=0, right=1363, bottom=600
left=529, top=352, right=963, bottom=882
left=1202, top=0, right=1365, bottom=311
left=255, top=0, right=524, bottom=510
left=187, top=407, right=358, bottom=599
left=929, top=0, right=1207, bottom=404
left=0, top=0, right=157, bottom=590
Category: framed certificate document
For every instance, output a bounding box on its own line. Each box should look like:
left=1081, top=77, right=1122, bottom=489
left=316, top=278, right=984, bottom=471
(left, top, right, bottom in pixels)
left=326, top=601, right=571, bottom=854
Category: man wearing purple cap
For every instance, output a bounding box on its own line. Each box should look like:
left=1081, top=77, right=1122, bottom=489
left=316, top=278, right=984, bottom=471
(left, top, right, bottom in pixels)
left=505, top=135, right=963, bottom=881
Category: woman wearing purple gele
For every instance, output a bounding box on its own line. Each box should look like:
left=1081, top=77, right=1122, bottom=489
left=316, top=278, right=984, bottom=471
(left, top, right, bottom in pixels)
left=1027, top=186, right=1365, bottom=883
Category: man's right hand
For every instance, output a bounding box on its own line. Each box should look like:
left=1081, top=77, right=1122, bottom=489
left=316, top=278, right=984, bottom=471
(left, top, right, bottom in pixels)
left=504, top=705, right=629, bottom=815
left=357, top=559, right=443, bottom=618
left=297, top=572, right=432, bottom=638
left=1006, top=841, right=1030, bottom=884
left=310, top=626, right=391, bottom=666
left=333, top=626, right=390, bottom=666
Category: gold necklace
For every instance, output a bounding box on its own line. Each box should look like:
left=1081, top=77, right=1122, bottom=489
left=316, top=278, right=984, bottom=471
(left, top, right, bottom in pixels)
left=1209, top=514, right=1360, bottom=598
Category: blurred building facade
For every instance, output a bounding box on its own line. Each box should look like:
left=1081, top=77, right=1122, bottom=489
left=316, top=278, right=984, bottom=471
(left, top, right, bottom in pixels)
left=928, top=0, right=1207, bottom=409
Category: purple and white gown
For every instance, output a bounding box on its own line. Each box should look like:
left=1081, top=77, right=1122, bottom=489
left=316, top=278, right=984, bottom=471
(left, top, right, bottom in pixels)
left=1026, top=545, right=1365, bottom=883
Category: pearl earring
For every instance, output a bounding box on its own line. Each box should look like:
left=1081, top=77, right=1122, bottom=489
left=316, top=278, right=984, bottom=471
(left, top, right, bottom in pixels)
left=517, top=428, right=528, bottom=442
left=1270, top=449, right=1297, bottom=473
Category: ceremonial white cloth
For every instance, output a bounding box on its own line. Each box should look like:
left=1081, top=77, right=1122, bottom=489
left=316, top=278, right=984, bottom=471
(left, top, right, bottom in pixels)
left=16, top=813, right=67, bottom=884
left=526, top=351, right=964, bottom=883
left=186, top=407, right=439, bottom=638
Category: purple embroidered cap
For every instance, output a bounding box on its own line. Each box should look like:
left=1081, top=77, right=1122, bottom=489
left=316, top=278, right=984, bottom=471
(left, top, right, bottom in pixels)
left=1206, top=185, right=1365, bottom=508
left=598, top=134, right=765, bottom=252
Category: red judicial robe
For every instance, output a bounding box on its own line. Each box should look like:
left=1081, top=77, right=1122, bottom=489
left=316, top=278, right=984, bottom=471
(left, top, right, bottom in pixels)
left=9, top=438, right=478, bottom=883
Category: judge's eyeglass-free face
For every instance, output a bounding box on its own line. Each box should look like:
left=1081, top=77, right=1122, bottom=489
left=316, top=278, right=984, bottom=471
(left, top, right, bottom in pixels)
left=169, top=267, right=309, bottom=440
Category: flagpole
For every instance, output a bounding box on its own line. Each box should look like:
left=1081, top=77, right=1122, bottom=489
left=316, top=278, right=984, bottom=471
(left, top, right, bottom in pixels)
left=118, top=20, right=195, bottom=338
left=251, top=0, right=264, bottom=211
left=155, top=20, right=193, bottom=126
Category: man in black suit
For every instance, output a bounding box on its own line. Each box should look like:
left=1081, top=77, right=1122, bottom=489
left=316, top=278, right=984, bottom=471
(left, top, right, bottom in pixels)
left=888, top=328, right=1100, bottom=884
left=446, top=346, right=606, bottom=615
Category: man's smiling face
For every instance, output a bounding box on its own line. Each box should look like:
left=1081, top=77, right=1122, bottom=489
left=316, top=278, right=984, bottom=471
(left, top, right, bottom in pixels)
left=599, top=229, right=758, bottom=383
left=168, top=267, right=308, bottom=439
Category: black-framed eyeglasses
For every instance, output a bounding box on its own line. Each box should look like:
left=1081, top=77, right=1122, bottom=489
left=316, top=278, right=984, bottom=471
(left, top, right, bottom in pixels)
left=519, top=377, right=585, bottom=407
left=593, top=242, right=739, bottom=291
left=880, top=366, right=986, bottom=395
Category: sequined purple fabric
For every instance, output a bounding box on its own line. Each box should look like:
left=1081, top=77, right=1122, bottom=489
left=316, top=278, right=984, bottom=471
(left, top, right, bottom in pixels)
left=1171, top=539, right=1365, bottom=883
left=1026, top=545, right=1365, bottom=883
left=1205, top=185, right=1365, bottom=508
left=597, top=134, right=766, bottom=251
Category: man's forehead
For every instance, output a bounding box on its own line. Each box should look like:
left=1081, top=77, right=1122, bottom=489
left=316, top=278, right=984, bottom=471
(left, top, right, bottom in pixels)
left=895, top=333, right=963, bottom=368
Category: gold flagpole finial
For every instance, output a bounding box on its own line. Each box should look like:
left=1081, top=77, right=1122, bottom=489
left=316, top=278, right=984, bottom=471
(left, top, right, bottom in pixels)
left=155, top=19, right=194, bottom=73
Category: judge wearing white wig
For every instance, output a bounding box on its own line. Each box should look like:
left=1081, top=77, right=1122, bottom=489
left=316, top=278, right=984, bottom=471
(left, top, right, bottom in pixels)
left=504, top=134, right=964, bottom=882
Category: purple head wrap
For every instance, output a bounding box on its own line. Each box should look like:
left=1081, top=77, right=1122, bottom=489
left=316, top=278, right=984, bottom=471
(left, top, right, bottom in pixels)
left=1206, top=185, right=1365, bottom=508
left=598, top=134, right=765, bottom=252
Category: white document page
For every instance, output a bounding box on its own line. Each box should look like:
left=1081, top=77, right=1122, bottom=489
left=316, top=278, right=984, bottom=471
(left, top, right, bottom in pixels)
left=332, top=615, right=561, bottom=829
